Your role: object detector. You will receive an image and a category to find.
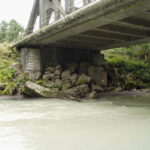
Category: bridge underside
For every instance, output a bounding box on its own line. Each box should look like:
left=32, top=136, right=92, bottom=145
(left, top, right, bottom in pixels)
left=13, top=0, right=150, bottom=51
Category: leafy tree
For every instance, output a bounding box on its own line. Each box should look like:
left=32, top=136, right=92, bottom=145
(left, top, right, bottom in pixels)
left=0, top=20, right=24, bottom=42
left=0, top=21, right=8, bottom=42
left=6, top=20, right=24, bottom=42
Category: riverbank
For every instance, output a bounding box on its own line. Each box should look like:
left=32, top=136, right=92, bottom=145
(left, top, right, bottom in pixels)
left=1, top=42, right=150, bottom=99
left=0, top=95, right=24, bottom=100
left=2, top=87, right=150, bottom=101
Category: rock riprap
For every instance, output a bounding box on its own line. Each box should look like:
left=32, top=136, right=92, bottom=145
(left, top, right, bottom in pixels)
left=23, top=62, right=107, bottom=99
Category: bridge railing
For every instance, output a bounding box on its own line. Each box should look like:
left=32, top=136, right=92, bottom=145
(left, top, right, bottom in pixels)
left=24, top=0, right=97, bottom=36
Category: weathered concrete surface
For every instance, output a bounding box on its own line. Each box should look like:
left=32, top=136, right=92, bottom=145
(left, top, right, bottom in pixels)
left=24, top=48, right=41, bottom=80
left=12, top=0, right=150, bottom=50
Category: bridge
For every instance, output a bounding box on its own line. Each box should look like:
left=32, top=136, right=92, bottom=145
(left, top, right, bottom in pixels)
left=12, top=0, right=150, bottom=83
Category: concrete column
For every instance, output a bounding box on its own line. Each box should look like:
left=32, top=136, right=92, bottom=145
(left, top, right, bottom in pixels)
left=26, top=48, right=41, bottom=80
left=92, top=52, right=105, bottom=66
left=89, top=51, right=107, bottom=87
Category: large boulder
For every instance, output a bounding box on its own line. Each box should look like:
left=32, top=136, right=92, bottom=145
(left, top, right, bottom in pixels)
left=54, top=69, right=61, bottom=80
left=62, top=82, right=72, bottom=91
left=64, top=84, right=89, bottom=98
left=92, top=84, right=104, bottom=92
left=24, top=82, right=59, bottom=97
left=42, top=80, right=54, bottom=88
left=88, top=66, right=107, bottom=87
left=43, top=80, right=62, bottom=89
left=46, top=67, right=55, bottom=73
left=43, top=67, right=56, bottom=80
left=70, top=73, right=78, bottom=84
left=49, top=73, right=57, bottom=81
left=79, top=84, right=90, bottom=97
left=76, top=73, right=91, bottom=85
left=86, top=91, right=98, bottom=99
left=55, top=69, right=61, bottom=76
left=61, top=70, right=71, bottom=81
left=55, top=79, right=63, bottom=89
left=43, top=72, right=51, bottom=80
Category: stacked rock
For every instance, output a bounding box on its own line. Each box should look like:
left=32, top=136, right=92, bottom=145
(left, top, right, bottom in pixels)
left=41, top=61, right=107, bottom=99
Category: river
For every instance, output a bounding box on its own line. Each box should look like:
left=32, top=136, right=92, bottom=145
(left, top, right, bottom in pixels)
left=0, top=93, right=150, bottom=150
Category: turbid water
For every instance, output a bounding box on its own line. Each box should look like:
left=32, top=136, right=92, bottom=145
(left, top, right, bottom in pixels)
left=0, top=93, right=150, bottom=150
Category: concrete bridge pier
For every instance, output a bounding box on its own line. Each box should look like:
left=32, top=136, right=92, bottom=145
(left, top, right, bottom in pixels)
left=21, top=48, right=41, bottom=80
left=20, top=47, right=107, bottom=87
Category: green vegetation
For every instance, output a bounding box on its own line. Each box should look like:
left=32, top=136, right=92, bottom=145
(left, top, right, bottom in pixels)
left=0, top=19, right=26, bottom=95
left=0, top=43, right=16, bottom=82
left=102, top=43, right=150, bottom=90
left=0, top=42, right=28, bottom=95
left=0, top=20, right=24, bottom=43
left=0, top=42, right=17, bottom=94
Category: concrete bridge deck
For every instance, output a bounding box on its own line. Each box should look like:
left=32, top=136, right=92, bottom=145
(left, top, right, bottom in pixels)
left=13, top=0, right=150, bottom=51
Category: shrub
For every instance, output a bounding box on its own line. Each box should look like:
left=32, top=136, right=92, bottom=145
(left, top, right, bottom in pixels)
left=102, top=43, right=150, bottom=90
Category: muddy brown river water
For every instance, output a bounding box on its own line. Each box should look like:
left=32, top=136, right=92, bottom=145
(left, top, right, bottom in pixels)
left=0, top=94, right=150, bottom=150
